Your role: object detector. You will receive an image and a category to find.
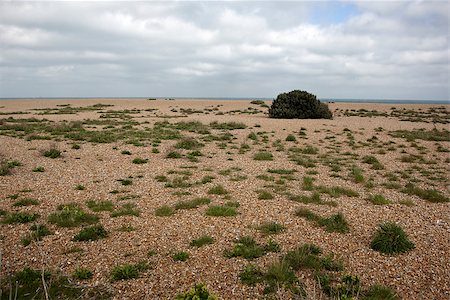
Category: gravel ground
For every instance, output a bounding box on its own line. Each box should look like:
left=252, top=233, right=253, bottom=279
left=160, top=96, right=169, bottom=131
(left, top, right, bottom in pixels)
left=0, top=99, right=449, bottom=299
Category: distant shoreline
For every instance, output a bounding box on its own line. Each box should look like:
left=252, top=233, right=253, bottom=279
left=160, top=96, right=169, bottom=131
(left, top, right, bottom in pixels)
left=0, top=97, right=448, bottom=105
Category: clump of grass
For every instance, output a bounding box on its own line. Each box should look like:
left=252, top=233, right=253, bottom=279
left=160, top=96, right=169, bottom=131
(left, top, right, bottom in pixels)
left=13, top=198, right=39, bottom=207
left=362, top=155, right=384, bottom=170
left=263, top=260, right=305, bottom=296
left=257, top=222, right=285, bottom=235
left=176, top=283, right=217, bottom=300
left=350, top=166, right=365, bottom=183
left=48, top=203, right=98, bottom=227
left=317, top=185, right=359, bottom=198
left=121, top=150, right=132, bottom=155
left=257, top=190, right=273, bottom=200
left=175, top=197, right=211, bottom=210
left=363, top=285, right=399, bottom=300
left=43, top=147, right=61, bottom=158
left=284, top=244, right=343, bottom=272
left=73, top=268, right=93, bottom=280
left=200, top=175, right=215, bottom=184
left=117, top=223, right=135, bottom=232
left=75, top=184, right=85, bottom=190
left=295, top=209, right=349, bottom=233
left=73, top=224, right=108, bottom=241
left=173, top=251, right=190, bottom=261
left=285, top=134, right=296, bottom=142
left=118, top=178, right=132, bottom=186
left=86, top=200, right=114, bottom=212
left=155, top=205, right=175, bottom=216
left=166, top=151, right=182, bottom=158
left=132, top=157, right=148, bottom=164
left=32, top=166, right=45, bottom=172
left=370, top=222, right=415, bottom=254
left=239, top=264, right=264, bottom=286
left=190, top=235, right=215, bottom=247
left=205, top=205, right=237, bottom=217
left=401, top=183, right=448, bottom=203
left=267, top=168, right=296, bottom=175
left=2, top=212, right=39, bottom=224
left=224, top=236, right=266, bottom=259
left=302, top=176, right=315, bottom=191
left=111, top=261, right=149, bottom=281
left=253, top=151, right=273, bottom=161
left=368, top=194, right=391, bottom=205
left=0, top=160, right=21, bottom=175
left=290, top=192, right=336, bottom=207
left=318, top=213, right=350, bottom=233
left=111, top=203, right=140, bottom=217
left=208, top=184, right=228, bottom=195
left=71, top=143, right=81, bottom=149
left=175, top=138, right=204, bottom=150
left=21, top=223, right=52, bottom=246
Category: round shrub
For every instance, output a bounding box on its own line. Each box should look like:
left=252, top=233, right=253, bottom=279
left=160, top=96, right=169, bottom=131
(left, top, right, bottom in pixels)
left=269, top=90, right=332, bottom=119
left=370, top=222, right=415, bottom=254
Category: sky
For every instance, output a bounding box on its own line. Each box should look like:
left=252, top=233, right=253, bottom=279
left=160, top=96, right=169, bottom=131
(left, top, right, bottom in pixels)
left=0, top=1, right=448, bottom=100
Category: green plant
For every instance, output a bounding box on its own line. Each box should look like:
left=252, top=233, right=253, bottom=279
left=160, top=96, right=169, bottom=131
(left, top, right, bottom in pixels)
left=121, top=150, right=132, bottom=155
left=175, top=137, right=204, bottom=150
left=118, top=178, right=133, bottom=185
left=43, top=147, right=61, bottom=158
left=73, top=268, right=93, bottom=280
left=173, top=251, right=190, bottom=261
left=264, top=260, right=305, bottom=296
left=224, top=236, right=266, bottom=259
left=267, top=168, right=296, bottom=175
left=239, top=264, right=264, bottom=286
left=73, top=224, right=108, bottom=241
left=72, top=143, right=81, bottom=149
left=48, top=203, right=98, bottom=227
left=167, top=151, right=182, bottom=158
left=318, top=213, right=350, bottom=233
left=286, top=134, right=296, bottom=141
left=269, top=90, right=332, bottom=119
left=86, top=200, right=114, bottom=212
left=350, top=166, right=365, bottom=183
left=175, top=283, right=217, bottom=300
left=295, top=209, right=349, bottom=233
left=362, top=155, right=384, bottom=170
left=132, top=157, right=148, bottom=164
left=363, top=285, right=399, bottom=300
left=257, top=222, right=285, bottom=235
left=111, top=262, right=148, bottom=281
left=257, top=190, right=273, bottom=200
left=253, top=151, right=273, bottom=161
left=111, top=202, right=140, bottom=217
left=370, top=222, right=415, bottom=254
left=2, top=212, right=39, bottom=224
left=21, top=223, right=52, bottom=246
left=368, top=194, right=391, bottom=205
left=302, top=176, right=315, bottom=190
left=175, top=197, right=211, bottom=210
left=190, top=235, right=214, bottom=247
left=205, top=205, right=237, bottom=217
left=75, top=184, right=85, bottom=190
left=13, top=198, right=39, bottom=206
left=207, top=184, right=228, bottom=195
left=155, top=205, right=175, bottom=216
left=401, top=183, right=448, bottom=203
left=32, top=166, right=45, bottom=172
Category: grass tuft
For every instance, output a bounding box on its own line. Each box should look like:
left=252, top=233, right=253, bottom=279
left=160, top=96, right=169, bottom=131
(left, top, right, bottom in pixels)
left=370, top=222, right=415, bottom=254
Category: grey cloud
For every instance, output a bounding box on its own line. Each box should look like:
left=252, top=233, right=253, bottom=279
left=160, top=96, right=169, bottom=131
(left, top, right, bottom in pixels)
left=0, top=1, right=448, bottom=100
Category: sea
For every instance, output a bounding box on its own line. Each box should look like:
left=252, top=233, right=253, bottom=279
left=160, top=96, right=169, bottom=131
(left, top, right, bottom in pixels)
left=0, top=97, right=448, bottom=105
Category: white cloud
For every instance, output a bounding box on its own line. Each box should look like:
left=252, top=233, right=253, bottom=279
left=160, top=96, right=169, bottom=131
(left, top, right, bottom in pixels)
left=0, top=1, right=448, bottom=99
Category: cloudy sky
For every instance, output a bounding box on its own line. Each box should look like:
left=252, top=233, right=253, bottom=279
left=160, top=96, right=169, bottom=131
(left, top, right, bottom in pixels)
left=0, top=1, right=448, bottom=100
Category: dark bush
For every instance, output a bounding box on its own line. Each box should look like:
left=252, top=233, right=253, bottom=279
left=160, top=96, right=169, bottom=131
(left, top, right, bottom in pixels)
left=269, top=90, right=332, bottom=119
